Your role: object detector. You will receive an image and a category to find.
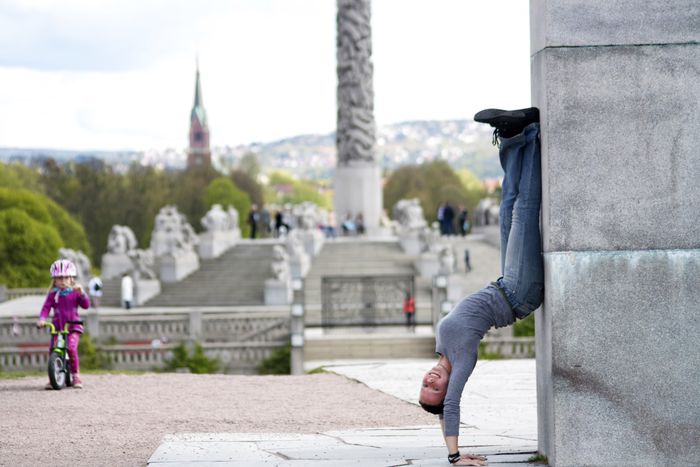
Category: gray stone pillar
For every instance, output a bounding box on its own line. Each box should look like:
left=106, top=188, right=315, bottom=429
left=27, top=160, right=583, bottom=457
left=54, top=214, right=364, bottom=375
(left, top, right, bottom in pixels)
left=335, top=0, right=382, bottom=234
left=531, top=1, right=700, bottom=465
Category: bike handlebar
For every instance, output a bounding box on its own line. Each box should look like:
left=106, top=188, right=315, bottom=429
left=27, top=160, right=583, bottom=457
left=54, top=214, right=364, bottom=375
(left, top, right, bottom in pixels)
left=41, top=321, right=83, bottom=333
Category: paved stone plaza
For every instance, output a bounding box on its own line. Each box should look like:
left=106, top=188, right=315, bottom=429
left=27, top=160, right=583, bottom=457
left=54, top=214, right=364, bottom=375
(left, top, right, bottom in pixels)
left=148, top=359, right=541, bottom=466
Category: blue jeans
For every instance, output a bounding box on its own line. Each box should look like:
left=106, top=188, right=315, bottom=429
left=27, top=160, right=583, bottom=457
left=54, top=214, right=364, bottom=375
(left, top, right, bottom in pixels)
left=496, top=123, right=544, bottom=318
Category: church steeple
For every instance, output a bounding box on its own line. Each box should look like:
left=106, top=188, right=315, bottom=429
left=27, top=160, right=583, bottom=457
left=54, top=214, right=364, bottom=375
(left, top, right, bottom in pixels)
left=187, top=61, right=211, bottom=169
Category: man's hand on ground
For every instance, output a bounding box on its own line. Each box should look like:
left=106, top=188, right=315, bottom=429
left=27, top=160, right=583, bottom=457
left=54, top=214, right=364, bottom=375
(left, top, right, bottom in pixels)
left=454, top=453, right=487, bottom=466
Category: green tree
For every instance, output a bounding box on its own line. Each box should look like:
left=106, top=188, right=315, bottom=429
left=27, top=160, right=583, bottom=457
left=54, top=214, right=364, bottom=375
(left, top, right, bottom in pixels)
left=204, top=177, right=252, bottom=237
left=237, top=152, right=261, bottom=180
left=0, top=162, right=43, bottom=192
left=173, top=165, right=219, bottom=231
left=383, top=161, right=470, bottom=223
left=267, top=171, right=330, bottom=209
left=456, top=168, right=488, bottom=211
left=0, top=208, right=61, bottom=287
left=0, top=188, right=89, bottom=254
left=230, top=169, right=264, bottom=207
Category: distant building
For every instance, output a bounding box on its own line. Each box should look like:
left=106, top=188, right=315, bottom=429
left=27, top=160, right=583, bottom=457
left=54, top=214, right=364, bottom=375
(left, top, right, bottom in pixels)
left=187, top=64, right=211, bottom=169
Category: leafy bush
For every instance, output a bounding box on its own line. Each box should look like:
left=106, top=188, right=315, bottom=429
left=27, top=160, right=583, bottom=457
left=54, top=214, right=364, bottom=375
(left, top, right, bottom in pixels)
left=164, top=342, right=220, bottom=374
left=478, top=341, right=505, bottom=360
left=77, top=332, right=113, bottom=370
left=0, top=208, right=61, bottom=287
left=257, top=344, right=291, bottom=375
left=514, top=313, right=535, bottom=337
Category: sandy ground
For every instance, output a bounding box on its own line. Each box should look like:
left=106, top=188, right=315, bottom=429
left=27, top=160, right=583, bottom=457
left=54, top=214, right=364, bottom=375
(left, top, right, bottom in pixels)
left=0, top=372, right=435, bottom=467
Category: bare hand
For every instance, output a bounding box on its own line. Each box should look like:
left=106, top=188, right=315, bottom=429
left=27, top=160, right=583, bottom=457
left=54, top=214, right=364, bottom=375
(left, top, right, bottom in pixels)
left=454, top=454, right=487, bottom=466
left=36, top=320, right=46, bottom=328
left=74, top=284, right=83, bottom=294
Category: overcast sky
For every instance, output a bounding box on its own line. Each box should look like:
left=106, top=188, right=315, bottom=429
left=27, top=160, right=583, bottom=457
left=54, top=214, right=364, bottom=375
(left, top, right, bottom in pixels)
left=0, top=0, right=531, bottom=151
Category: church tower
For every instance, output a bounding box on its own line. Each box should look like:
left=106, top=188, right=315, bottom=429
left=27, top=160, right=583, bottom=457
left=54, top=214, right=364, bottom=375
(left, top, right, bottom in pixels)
left=187, top=64, right=211, bottom=168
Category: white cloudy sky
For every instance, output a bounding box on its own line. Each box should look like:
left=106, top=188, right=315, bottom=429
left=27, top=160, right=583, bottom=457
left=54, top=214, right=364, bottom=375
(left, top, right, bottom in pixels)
left=0, top=0, right=530, bottom=151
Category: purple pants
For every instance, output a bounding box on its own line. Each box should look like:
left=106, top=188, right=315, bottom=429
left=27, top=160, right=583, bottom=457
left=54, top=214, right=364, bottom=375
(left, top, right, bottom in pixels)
left=49, top=332, right=80, bottom=374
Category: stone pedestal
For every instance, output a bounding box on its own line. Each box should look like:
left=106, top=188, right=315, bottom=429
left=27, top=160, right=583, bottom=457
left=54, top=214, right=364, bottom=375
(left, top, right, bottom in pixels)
left=101, top=253, right=133, bottom=280
left=415, top=253, right=439, bottom=279
left=398, top=231, right=423, bottom=256
left=334, top=163, right=382, bottom=235
left=134, top=279, right=161, bottom=306
left=264, top=279, right=291, bottom=306
left=159, top=251, right=199, bottom=283
left=198, top=229, right=239, bottom=259
left=532, top=1, right=699, bottom=465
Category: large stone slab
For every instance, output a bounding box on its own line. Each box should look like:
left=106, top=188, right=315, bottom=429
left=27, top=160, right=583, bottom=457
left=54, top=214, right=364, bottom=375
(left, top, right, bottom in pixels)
left=533, top=44, right=700, bottom=252
left=530, top=0, right=700, bottom=52
left=540, top=250, right=700, bottom=465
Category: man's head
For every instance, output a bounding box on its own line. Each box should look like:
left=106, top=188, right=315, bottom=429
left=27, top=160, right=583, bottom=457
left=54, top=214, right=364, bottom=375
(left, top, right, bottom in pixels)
left=418, top=363, right=449, bottom=414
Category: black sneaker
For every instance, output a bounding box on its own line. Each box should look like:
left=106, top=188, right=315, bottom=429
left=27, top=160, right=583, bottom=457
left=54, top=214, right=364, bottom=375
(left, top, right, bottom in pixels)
left=474, top=107, right=539, bottom=144
left=474, top=108, right=539, bottom=130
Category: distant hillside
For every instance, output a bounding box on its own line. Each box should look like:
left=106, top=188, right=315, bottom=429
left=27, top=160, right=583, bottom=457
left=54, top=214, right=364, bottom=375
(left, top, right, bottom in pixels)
left=218, top=119, right=500, bottom=180
left=0, top=119, right=501, bottom=180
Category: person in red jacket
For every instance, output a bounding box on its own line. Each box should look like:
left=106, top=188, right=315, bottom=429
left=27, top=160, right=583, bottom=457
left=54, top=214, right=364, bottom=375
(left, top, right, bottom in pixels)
left=37, top=259, right=90, bottom=389
left=403, top=291, right=416, bottom=332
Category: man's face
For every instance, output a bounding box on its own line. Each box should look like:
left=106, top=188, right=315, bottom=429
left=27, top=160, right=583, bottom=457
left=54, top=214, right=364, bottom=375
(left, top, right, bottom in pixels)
left=419, top=363, right=449, bottom=406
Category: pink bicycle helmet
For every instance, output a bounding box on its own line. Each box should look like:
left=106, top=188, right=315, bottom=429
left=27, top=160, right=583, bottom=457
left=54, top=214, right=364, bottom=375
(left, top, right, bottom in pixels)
left=50, top=259, right=77, bottom=278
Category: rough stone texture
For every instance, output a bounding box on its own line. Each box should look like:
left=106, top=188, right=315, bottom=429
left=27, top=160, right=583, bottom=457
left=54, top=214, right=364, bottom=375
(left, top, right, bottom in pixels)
left=533, top=44, right=700, bottom=252
left=336, top=0, right=375, bottom=164
left=530, top=0, right=700, bottom=53
left=542, top=250, right=700, bottom=466
left=532, top=2, right=700, bottom=465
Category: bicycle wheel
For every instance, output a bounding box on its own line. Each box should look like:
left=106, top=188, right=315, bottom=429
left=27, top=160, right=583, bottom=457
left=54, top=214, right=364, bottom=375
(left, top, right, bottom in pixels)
left=48, top=352, right=66, bottom=390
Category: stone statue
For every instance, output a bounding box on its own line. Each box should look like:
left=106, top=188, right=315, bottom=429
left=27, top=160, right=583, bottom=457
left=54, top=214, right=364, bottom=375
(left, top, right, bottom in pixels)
left=296, top=202, right=319, bottom=230
left=58, top=248, right=91, bottom=285
left=128, top=248, right=157, bottom=280
left=393, top=198, right=428, bottom=231
left=438, top=245, right=456, bottom=275
left=227, top=206, right=239, bottom=231
left=336, top=0, right=376, bottom=165
left=107, top=225, right=138, bottom=255
left=150, top=205, right=198, bottom=256
left=201, top=204, right=230, bottom=232
left=270, top=245, right=290, bottom=282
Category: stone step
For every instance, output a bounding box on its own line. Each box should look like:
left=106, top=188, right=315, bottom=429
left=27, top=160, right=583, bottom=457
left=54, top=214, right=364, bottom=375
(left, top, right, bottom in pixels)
left=145, top=244, right=276, bottom=307
left=304, top=332, right=437, bottom=360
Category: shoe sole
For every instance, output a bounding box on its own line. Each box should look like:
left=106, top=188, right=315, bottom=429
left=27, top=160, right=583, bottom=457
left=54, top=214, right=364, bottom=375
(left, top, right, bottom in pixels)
left=474, top=108, right=526, bottom=124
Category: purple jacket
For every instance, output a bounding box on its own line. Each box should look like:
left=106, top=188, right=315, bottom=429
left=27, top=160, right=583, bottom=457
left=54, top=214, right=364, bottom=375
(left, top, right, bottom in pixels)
left=39, top=288, right=90, bottom=334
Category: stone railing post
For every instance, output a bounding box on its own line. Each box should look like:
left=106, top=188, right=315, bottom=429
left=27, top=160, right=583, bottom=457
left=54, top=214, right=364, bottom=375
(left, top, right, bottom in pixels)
left=86, top=311, right=100, bottom=343
left=289, top=278, right=305, bottom=375
left=189, top=311, right=202, bottom=343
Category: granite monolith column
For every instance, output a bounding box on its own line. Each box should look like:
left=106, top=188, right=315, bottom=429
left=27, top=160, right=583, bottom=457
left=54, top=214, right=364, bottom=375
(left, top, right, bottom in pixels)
left=531, top=1, right=699, bottom=465
left=334, top=0, right=382, bottom=234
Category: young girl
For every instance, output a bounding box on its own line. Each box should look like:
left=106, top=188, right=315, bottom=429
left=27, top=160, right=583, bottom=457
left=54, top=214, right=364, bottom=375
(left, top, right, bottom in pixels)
left=37, top=259, right=90, bottom=389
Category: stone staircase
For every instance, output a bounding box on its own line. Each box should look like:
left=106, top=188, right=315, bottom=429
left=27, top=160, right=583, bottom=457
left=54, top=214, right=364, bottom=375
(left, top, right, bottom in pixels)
left=98, top=278, right=122, bottom=307
left=302, top=238, right=431, bottom=326
left=144, top=242, right=278, bottom=307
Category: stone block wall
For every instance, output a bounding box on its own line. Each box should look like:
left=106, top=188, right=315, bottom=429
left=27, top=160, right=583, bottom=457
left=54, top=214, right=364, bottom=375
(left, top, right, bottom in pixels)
left=530, top=1, right=700, bottom=465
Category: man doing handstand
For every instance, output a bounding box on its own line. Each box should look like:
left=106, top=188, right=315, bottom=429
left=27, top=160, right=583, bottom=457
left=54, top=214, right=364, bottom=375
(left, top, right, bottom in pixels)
left=419, top=107, right=543, bottom=466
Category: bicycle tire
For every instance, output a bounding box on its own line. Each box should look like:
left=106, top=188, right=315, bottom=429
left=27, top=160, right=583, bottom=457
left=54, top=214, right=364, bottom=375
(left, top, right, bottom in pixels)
left=48, top=352, right=66, bottom=390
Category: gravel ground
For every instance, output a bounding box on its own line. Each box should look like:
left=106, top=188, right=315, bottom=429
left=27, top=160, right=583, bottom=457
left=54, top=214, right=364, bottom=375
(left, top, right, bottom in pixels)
left=0, top=372, right=434, bottom=467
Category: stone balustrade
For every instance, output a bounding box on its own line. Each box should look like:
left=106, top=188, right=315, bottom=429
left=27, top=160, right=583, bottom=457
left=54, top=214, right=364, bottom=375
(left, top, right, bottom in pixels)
left=0, top=308, right=291, bottom=373
left=0, top=341, right=287, bottom=373
left=480, top=337, right=535, bottom=359
left=0, top=309, right=289, bottom=346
